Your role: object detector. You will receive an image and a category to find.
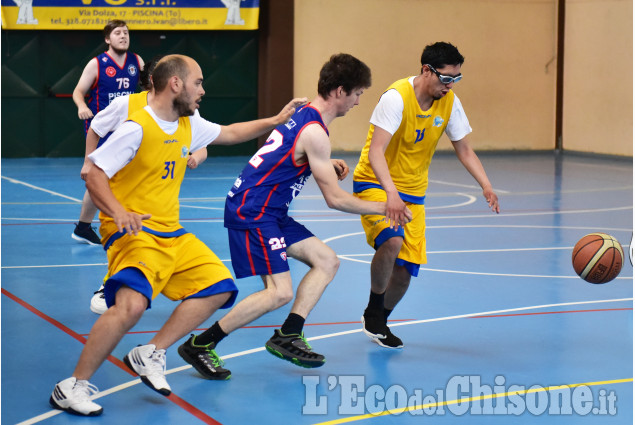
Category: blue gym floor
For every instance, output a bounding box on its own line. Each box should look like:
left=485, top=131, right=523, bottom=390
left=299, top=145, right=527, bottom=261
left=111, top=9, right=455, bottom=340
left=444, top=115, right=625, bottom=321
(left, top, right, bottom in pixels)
left=1, top=151, right=633, bottom=424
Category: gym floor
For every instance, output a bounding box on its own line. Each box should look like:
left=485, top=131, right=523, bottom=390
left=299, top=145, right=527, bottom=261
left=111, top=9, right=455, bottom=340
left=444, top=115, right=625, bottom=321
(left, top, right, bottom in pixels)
left=1, top=151, right=632, bottom=424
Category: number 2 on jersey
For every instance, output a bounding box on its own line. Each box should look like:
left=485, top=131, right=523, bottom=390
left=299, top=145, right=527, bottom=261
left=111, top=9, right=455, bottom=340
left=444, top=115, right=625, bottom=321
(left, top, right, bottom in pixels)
left=249, top=130, right=283, bottom=168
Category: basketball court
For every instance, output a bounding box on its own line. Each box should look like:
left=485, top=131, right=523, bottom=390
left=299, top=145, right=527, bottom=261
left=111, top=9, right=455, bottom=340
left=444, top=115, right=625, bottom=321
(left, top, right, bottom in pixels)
left=1, top=151, right=632, bottom=424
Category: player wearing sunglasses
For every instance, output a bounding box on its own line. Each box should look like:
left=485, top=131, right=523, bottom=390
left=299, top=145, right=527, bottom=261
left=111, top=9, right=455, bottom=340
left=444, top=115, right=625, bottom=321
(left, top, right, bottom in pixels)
left=353, top=42, right=500, bottom=349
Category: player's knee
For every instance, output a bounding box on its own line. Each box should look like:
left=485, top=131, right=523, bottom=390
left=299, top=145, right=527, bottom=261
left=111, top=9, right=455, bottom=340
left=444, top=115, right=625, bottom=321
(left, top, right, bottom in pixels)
left=380, top=236, right=403, bottom=256
left=328, top=254, right=340, bottom=277
left=273, top=286, right=294, bottom=307
left=394, top=278, right=411, bottom=291
left=111, top=295, right=146, bottom=323
left=318, top=248, right=340, bottom=279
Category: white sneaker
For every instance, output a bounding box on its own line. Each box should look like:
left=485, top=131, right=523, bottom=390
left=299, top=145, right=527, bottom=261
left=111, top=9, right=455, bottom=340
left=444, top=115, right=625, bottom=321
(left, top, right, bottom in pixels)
left=90, top=286, right=107, bottom=315
left=49, top=377, right=103, bottom=416
left=123, top=344, right=171, bottom=395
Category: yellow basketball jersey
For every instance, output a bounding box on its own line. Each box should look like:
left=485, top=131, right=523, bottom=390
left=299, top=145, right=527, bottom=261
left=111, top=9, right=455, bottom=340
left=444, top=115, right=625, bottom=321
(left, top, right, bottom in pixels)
left=99, top=109, right=192, bottom=236
left=127, top=91, right=149, bottom=113
left=353, top=77, right=455, bottom=199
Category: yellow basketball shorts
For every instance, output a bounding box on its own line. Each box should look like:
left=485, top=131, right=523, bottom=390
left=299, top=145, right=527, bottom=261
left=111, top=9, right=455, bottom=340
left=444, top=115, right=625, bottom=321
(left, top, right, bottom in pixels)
left=354, top=188, right=427, bottom=269
left=104, top=231, right=236, bottom=309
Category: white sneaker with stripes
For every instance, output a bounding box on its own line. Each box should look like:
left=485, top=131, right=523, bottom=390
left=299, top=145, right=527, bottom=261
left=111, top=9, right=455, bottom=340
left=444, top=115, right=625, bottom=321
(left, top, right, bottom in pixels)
left=50, top=377, right=103, bottom=416
left=123, top=344, right=171, bottom=395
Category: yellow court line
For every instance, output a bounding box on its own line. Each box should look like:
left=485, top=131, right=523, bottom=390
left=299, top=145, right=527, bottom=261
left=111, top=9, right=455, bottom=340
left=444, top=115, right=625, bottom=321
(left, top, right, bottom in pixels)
left=313, top=378, right=633, bottom=424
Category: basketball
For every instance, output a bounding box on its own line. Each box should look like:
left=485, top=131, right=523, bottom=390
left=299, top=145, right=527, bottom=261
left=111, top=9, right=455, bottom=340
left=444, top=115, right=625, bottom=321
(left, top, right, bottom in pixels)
left=572, top=233, right=624, bottom=284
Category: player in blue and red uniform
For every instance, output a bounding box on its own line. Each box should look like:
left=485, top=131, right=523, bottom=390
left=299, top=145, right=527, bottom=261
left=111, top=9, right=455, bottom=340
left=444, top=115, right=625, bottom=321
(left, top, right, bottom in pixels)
left=177, top=54, right=412, bottom=372
left=84, top=50, right=141, bottom=130
left=222, top=104, right=319, bottom=234
left=71, top=20, right=145, bottom=246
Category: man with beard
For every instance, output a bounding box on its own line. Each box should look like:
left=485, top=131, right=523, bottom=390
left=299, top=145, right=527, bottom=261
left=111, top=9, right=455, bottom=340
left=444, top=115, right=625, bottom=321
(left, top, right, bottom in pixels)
left=80, top=54, right=210, bottom=315
left=71, top=20, right=145, bottom=246
left=50, top=54, right=307, bottom=417
left=353, top=42, right=500, bottom=349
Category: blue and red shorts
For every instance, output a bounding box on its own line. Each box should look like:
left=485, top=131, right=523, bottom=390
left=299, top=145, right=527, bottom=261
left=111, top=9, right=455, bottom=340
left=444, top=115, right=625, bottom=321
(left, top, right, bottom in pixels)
left=226, top=216, right=314, bottom=278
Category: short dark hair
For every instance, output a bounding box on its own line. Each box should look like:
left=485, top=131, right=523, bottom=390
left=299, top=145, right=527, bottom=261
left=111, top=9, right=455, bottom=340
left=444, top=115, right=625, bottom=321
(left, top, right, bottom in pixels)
left=420, top=42, right=464, bottom=68
left=317, top=53, right=371, bottom=99
left=103, top=20, right=127, bottom=38
left=139, top=54, right=164, bottom=91
left=151, top=55, right=189, bottom=93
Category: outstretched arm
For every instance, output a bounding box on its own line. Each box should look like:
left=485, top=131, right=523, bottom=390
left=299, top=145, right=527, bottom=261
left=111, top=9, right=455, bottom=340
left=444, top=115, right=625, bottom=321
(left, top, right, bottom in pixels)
left=452, top=137, right=500, bottom=213
left=302, top=124, right=411, bottom=223
left=214, top=97, right=308, bottom=145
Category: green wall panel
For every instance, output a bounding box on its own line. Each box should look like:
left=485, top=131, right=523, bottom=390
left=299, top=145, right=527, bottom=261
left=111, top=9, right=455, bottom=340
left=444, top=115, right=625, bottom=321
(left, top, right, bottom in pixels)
left=1, top=29, right=259, bottom=158
left=1, top=98, right=43, bottom=157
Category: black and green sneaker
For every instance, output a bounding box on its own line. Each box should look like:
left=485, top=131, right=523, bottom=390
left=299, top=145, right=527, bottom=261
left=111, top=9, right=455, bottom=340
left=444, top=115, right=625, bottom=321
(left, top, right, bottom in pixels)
left=265, top=329, right=325, bottom=368
left=177, top=334, right=231, bottom=380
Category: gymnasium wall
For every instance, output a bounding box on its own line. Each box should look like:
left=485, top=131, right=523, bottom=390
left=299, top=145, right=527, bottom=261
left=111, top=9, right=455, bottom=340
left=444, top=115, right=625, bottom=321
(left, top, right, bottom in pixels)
left=1, top=30, right=259, bottom=158
left=294, top=0, right=632, bottom=157
left=562, top=0, right=632, bottom=156
left=1, top=1, right=630, bottom=158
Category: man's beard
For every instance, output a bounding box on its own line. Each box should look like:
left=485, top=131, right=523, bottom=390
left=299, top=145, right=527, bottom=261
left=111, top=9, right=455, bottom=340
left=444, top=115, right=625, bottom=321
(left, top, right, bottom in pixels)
left=173, top=93, right=195, bottom=117
left=111, top=46, right=128, bottom=55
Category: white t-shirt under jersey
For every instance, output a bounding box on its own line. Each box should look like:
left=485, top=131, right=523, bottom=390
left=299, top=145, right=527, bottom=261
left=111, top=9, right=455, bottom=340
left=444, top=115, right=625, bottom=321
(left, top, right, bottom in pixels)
left=89, top=105, right=220, bottom=178
left=370, top=76, right=472, bottom=141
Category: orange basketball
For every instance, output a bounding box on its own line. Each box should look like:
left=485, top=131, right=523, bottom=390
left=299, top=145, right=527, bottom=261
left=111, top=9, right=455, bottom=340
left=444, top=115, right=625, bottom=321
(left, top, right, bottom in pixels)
left=572, top=233, right=624, bottom=284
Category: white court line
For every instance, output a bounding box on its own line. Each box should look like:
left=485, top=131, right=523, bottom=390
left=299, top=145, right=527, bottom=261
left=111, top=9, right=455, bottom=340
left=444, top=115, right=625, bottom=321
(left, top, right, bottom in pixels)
left=500, top=186, right=633, bottom=196
left=307, top=297, right=634, bottom=340
left=179, top=193, right=477, bottom=211
left=416, top=267, right=632, bottom=279
left=2, top=259, right=230, bottom=270
left=425, top=224, right=633, bottom=231
left=1, top=218, right=85, bottom=222
left=162, top=202, right=632, bottom=216
left=4, top=206, right=631, bottom=222
left=428, top=179, right=510, bottom=194
left=2, top=202, right=78, bottom=205
left=322, top=224, right=633, bottom=246
left=2, top=263, right=108, bottom=269
left=19, top=298, right=632, bottom=425
left=3, top=225, right=631, bottom=271
left=255, top=205, right=633, bottom=223
left=183, top=176, right=236, bottom=180
left=179, top=197, right=226, bottom=201
left=426, top=193, right=476, bottom=209
left=341, top=246, right=631, bottom=255
left=1, top=176, right=81, bottom=202
left=336, top=256, right=632, bottom=280
left=424, top=205, right=632, bottom=220
left=180, top=204, right=224, bottom=211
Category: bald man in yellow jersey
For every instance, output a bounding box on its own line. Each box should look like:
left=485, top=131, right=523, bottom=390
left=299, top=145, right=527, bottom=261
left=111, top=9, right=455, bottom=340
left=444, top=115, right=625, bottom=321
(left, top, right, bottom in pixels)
left=50, top=54, right=307, bottom=417
left=80, top=55, right=209, bottom=315
left=353, top=42, right=500, bottom=349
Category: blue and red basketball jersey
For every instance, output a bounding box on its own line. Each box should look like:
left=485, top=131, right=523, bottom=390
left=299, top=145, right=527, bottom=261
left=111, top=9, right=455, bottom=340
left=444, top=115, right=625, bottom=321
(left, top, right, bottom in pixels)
left=87, top=52, right=140, bottom=116
left=224, top=104, right=327, bottom=229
